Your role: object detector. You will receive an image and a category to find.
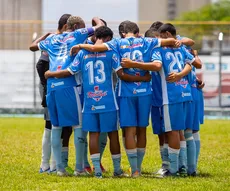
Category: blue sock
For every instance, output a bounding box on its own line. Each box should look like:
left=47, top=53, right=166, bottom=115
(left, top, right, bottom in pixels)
left=84, top=137, right=90, bottom=168
left=185, top=129, right=196, bottom=174
left=74, top=128, right=87, bottom=172
left=168, top=147, right=180, bottom=174
left=179, top=141, right=187, bottom=169
left=112, top=154, right=122, bottom=174
left=193, top=132, right=200, bottom=170
left=126, top=149, right=137, bottom=174
left=137, top=148, right=145, bottom=173
left=91, top=153, right=101, bottom=175
left=162, top=143, right=169, bottom=170
left=61, top=147, right=68, bottom=168
left=51, top=126, right=64, bottom=172
left=99, top=133, right=107, bottom=161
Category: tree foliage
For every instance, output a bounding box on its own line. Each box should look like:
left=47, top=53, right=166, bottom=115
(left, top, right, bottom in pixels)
left=177, top=0, right=230, bottom=21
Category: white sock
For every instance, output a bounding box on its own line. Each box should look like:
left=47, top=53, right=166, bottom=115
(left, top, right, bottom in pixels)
left=40, top=128, right=51, bottom=170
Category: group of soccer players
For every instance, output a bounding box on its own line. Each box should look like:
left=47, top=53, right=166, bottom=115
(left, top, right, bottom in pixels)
left=29, top=13, right=205, bottom=178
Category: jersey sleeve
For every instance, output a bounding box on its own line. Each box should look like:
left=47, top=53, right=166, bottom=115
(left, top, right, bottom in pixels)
left=182, top=47, right=195, bottom=65
left=103, top=38, right=119, bottom=52
left=151, top=48, right=163, bottom=63
left=144, top=37, right=161, bottom=54
left=67, top=51, right=83, bottom=75
left=73, top=27, right=95, bottom=42
left=38, top=39, right=50, bottom=52
left=112, top=52, right=122, bottom=72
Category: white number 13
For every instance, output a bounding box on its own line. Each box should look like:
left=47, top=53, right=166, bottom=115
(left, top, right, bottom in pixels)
left=85, top=60, right=106, bottom=85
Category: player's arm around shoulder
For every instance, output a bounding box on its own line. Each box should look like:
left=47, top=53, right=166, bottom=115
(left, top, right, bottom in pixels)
left=190, top=49, right=202, bottom=69
left=121, top=58, right=162, bottom=72
left=116, top=68, right=151, bottom=82
left=45, top=69, right=71, bottom=79
left=29, top=33, right=52, bottom=52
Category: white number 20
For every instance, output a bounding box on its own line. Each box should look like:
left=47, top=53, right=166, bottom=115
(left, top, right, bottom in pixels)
left=166, top=51, right=183, bottom=73
left=85, top=60, right=105, bottom=85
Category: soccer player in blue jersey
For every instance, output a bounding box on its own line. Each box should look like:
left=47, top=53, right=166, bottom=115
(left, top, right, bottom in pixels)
left=30, top=16, right=104, bottom=176
left=83, top=19, right=108, bottom=175
left=121, top=23, right=202, bottom=177
left=70, top=21, right=179, bottom=177
left=44, top=26, right=151, bottom=178
left=36, top=14, right=74, bottom=174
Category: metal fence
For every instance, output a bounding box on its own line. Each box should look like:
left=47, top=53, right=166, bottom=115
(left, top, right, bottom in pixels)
left=0, top=21, right=230, bottom=110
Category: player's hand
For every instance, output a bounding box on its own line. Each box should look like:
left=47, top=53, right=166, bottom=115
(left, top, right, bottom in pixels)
left=174, top=40, right=182, bottom=48
left=191, top=49, right=198, bottom=56
left=121, top=58, right=135, bottom=68
left=166, top=72, right=182, bottom=83
left=44, top=70, right=51, bottom=79
left=197, top=80, right=205, bottom=89
left=143, top=72, right=151, bottom=82
left=70, top=45, right=81, bottom=56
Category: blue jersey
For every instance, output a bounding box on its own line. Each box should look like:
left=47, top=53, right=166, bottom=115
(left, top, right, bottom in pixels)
left=151, top=46, right=194, bottom=105
left=38, top=28, right=94, bottom=93
left=105, top=37, right=160, bottom=97
left=68, top=49, right=121, bottom=113
left=177, top=35, right=199, bottom=101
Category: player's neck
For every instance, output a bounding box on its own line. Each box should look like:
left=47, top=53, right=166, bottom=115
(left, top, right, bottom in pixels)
left=125, top=33, right=135, bottom=38
left=95, top=39, right=103, bottom=45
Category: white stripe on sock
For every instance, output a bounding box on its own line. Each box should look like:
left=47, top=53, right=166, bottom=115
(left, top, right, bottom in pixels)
left=163, top=143, right=168, bottom=149
left=137, top=148, right=146, bottom=152
left=90, top=153, right=100, bottom=159
left=168, top=147, right=180, bottom=154
left=186, top=136, right=194, bottom=141
left=112, top=154, right=121, bottom=159
left=180, top=141, right=186, bottom=148
left=126, top=149, right=137, bottom=154
left=193, top=132, right=200, bottom=141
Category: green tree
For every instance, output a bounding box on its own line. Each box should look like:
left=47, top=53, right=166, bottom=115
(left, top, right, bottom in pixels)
left=177, top=0, right=230, bottom=21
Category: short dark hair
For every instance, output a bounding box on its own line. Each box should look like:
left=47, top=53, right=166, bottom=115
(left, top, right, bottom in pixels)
left=158, top=23, right=177, bottom=36
left=144, top=29, right=155, bottom=38
left=58, top=14, right=71, bottom=30
left=124, top=21, right=139, bottom=34
left=150, top=21, right=163, bottom=31
left=95, top=26, right=113, bottom=39
left=118, top=20, right=132, bottom=37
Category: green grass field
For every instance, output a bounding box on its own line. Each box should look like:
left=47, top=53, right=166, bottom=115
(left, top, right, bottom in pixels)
left=0, top=118, right=229, bottom=191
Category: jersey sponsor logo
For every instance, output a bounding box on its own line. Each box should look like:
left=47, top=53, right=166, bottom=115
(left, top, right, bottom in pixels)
left=112, top=54, right=118, bottom=63
left=175, top=79, right=189, bottom=88
left=84, top=53, right=106, bottom=59
left=80, top=28, right=88, bottom=34
left=182, top=92, right=191, bottom=97
left=133, top=88, right=147, bottom=94
left=57, top=65, right=62, bottom=71
left=62, top=35, right=74, bottom=42
left=134, top=72, right=141, bottom=86
left=73, top=60, right=80, bottom=66
left=51, top=81, right=64, bottom=88
left=91, top=105, right=106, bottom=111
left=120, top=45, right=130, bottom=49
left=87, top=86, right=107, bottom=101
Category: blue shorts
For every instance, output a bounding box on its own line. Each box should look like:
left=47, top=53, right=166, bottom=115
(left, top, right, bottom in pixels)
left=183, top=101, right=193, bottom=129
left=82, top=111, right=118, bottom=133
left=198, top=90, right=204, bottom=124
left=46, top=86, right=82, bottom=127
left=163, top=103, right=185, bottom=132
left=151, top=106, right=164, bottom=135
left=119, top=95, right=152, bottom=128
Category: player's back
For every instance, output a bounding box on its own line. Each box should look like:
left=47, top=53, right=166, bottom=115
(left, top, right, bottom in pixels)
left=77, top=49, right=120, bottom=113
left=153, top=46, right=193, bottom=105
left=39, top=28, right=90, bottom=92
